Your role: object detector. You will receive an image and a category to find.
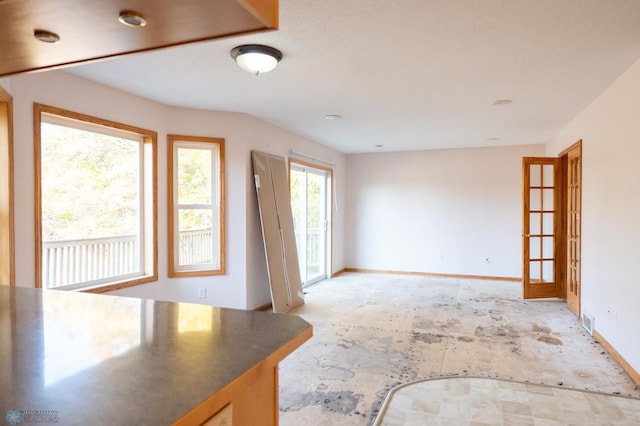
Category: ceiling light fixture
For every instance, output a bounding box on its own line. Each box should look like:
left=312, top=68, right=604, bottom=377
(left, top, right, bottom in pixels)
left=485, top=137, right=500, bottom=142
left=34, top=29, right=60, bottom=44
left=118, top=10, right=147, bottom=27
left=325, top=114, right=342, bottom=120
left=230, top=44, right=282, bottom=75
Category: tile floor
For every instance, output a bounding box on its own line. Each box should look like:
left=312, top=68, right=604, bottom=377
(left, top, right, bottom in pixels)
left=374, top=377, right=640, bottom=425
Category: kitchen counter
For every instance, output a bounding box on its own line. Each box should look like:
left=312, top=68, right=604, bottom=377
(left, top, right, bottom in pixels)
left=0, top=286, right=312, bottom=425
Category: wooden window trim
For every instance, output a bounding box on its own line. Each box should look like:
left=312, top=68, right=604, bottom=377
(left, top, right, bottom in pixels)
left=34, top=103, right=158, bottom=293
left=167, top=134, right=225, bottom=277
left=0, top=85, right=14, bottom=286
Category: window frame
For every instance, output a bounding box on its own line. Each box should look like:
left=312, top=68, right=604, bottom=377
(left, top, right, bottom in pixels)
left=0, top=85, right=14, bottom=286
left=34, top=103, right=158, bottom=293
left=167, top=134, right=225, bottom=277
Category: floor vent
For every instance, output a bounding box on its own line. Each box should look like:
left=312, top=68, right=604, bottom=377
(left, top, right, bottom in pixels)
left=582, top=312, right=594, bottom=336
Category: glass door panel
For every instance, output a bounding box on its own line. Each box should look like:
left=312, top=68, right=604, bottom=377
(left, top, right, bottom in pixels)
left=290, top=163, right=330, bottom=287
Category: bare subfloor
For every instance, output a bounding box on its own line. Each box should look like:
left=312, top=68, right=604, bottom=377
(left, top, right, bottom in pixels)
left=278, top=273, right=640, bottom=425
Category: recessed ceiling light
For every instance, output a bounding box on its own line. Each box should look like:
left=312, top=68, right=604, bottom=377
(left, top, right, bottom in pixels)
left=485, top=137, right=500, bottom=142
left=118, top=10, right=147, bottom=27
left=34, top=29, right=60, bottom=44
left=325, top=114, right=342, bottom=120
left=492, top=99, right=513, bottom=106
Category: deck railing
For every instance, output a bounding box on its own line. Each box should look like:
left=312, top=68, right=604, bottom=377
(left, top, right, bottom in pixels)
left=42, top=228, right=213, bottom=289
left=42, top=235, right=138, bottom=289
left=294, top=228, right=322, bottom=270
left=178, top=228, right=213, bottom=265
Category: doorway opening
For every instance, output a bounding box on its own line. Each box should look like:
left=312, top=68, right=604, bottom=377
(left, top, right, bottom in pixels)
left=289, top=160, right=332, bottom=287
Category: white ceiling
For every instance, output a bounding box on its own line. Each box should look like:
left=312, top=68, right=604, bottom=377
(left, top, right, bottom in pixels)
left=67, top=0, right=640, bottom=153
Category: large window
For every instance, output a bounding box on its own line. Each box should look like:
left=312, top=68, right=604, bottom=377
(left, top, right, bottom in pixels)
left=168, top=135, right=224, bottom=277
left=35, top=104, right=157, bottom=292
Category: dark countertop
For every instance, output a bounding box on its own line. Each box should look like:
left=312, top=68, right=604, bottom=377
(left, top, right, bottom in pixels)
left=0, top=286, right=311, bottom=425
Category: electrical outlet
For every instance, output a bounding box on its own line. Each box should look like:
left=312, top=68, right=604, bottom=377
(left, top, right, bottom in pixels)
left=197, top=287, right=206, bottom=298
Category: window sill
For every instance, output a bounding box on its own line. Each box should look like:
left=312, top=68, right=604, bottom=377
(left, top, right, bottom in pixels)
left=80, top=274, right=158, bottom=294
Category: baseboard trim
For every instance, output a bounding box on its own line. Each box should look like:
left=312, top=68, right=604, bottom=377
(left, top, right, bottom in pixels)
left=330, top=268, right=347, bottom=278
left=342, top=268, right=520, bottom=282
left=593, top=329, right=640, bottom=385
left=254, top=302, right=273, bottom=312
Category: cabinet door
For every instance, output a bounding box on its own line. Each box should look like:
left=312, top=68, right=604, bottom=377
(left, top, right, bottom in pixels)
left=202, top=404, right=232, bottom=426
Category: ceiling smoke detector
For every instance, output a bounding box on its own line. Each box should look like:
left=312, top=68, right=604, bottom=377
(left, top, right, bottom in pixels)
left=492, top=99, right=513, bottom=106
left=325, top=114, right=342, bottom=120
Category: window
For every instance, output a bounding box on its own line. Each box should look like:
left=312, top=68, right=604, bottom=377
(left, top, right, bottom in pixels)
left=34, top=104, right=157, bottom=292
left=168, top=135, right=224, bottom=276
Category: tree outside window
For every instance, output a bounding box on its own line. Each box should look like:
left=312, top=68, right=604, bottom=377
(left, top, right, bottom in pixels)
left=35, top=104, right=157, bottom=292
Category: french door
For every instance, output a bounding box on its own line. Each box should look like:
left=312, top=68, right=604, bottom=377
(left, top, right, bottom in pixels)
left=564, top=141, right=582, bottom=316
left=290, top=161, right=330, bottom=287
left=522, top=143, right=582, bottom=314
left=522, top=157, right=561, bottom=298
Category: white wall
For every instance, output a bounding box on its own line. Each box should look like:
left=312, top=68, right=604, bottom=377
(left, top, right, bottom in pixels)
left=4, top=70, right=346, bottom=310
left=546, top=57, right=640, bottom=374
left=345, top=144, right=545, bottom=278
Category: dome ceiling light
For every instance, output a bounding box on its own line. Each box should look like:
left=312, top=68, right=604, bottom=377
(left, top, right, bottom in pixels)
left=230, top=44, right=282, bottom=75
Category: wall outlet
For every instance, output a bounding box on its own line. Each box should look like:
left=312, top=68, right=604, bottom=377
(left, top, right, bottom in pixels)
left=197, top=287, right=206, bottom=298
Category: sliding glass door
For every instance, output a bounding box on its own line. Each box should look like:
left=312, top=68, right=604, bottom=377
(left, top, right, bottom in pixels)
left=290, top=162, right=330, bottom=286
